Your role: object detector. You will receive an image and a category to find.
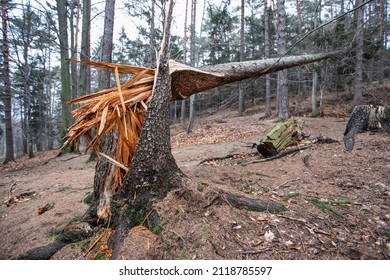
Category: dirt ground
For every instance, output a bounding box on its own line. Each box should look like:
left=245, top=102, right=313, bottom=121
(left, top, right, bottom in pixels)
left=0, top=88, right=389, bottom=260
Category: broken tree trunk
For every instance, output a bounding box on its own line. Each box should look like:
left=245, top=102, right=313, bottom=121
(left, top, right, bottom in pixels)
left=170, top=52, right=339, bottom=100
left=65, top=51, right=338, bottom=225
left=256, top=119, right=307, bottom=157
left=343, top=105, right=390, bottom=151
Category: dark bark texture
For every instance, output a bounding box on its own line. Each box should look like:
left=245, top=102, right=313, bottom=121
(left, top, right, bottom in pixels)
left=110, top=0, right=182, bottom=259
left=343, top=105, right=390, bottom=151
left=1, top=0, right=15, bottom=163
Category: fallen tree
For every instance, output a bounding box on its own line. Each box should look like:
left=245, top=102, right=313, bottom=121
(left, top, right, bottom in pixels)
left=20, top=1, right=342, bottom=260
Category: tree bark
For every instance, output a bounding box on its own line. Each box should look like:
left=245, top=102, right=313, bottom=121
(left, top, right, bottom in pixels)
left=238, top=0, right=245, bottom=116
left=79, top=0, right=91, bottom=96
left=276, top=0, right=289, bottom=119
left=110, top=0, right=182, bottom=259
left=311, top=69, right=318, bottom=117
left=1, top=0, right=15, bottom=163
left=180, top=0, right=189, bottom=125
left=264, top=0, right=271, bottom=116
left=343, top=105, right=390, bottom=151
left=186, top=0, right=196, bottom=133
left=56, top=0, right=73, bottom=146
left=354, top=0, right=364, bottom=106
left=92, top=0, right=117, bottom=222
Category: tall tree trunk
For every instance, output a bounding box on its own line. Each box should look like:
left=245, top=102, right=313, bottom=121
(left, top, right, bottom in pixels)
left=93, top=0, right=116, bottom=221
left=354, top=0, right=364, bottom=106
left=264, top=0, right=271, bottom=117
left=22, top=3, right=34, bottom=158
left=79, top=0, right=91, bottom=96
left=311, top=68, right=318, bottom=117
left=1, top=0, right=15, bottom=163
left=238, top=0, right=245, bottom=116
left=99, top=0, right=115, bottom=88
left=187, top=0, right=196, bottom=133
left=111, top=0, right=181, bottom=259
left=378, top=0, right=384, bottom=85
left=180, top=0, right=189, bottom=125
left=276, top=0, right=289, bottom=119
left=70, top=0, right=79, bottom=101
left=295, top=0, right=302, bottom=33
left=56, top=0, right=72, bottom=143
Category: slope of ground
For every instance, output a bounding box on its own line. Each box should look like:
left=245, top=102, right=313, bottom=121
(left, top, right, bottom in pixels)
left=0, top=88, right=389, bottom=260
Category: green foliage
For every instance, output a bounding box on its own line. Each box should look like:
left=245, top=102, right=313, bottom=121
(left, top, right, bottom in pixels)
left=151, top=225, right=163, bottom=235
left=310, top=198, right=344, bottom=217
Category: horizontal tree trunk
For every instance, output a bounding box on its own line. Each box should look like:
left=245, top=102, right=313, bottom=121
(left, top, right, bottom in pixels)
left=256, top=119, right=306, bottom=158
left=170, top=52, right=339, bottom=100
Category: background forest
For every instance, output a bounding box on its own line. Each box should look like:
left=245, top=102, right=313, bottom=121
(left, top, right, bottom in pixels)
left=0, top=0, right=389, bottom=161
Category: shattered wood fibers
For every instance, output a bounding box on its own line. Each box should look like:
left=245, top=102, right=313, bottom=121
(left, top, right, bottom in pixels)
left=65, top=60, right=155, bottom=191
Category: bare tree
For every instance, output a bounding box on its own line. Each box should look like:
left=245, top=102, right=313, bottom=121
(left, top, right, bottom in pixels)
left=56, top=0, right=73, bottom=148
left=238, top=0, right=245, bottom=116
left=186, top=0, right=196, bottom=133
left=180, top=0, right=189, bottom=124
left=1, top=0, right=15, bottom=163
left=354, top=0, right=364, bottom=106
left=264, top=0, right=271, bottom=117
left=79, top=0, right=91, bottom=96
left=276, top=0, right=289, bottom=119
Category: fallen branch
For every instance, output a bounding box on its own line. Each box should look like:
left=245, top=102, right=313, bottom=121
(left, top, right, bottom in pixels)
left=219, top=190, right=287, bottom=214
left=242, top=247, right=272, bottom=255
left=274, top=178, right=300, bottom=189
left=249, top=145, right=311, bottom=164
left=197, top=153, right=253, bottom=166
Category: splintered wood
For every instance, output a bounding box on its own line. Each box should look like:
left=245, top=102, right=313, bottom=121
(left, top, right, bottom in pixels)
left=65, top=60, right=156, bottom=191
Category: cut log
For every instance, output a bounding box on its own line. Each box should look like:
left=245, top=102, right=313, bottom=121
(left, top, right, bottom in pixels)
left=256, top=119, right=307, bottom=158
left=220, top=191, right=286, bottom=214
left=343, top=105, right=390, bottom=151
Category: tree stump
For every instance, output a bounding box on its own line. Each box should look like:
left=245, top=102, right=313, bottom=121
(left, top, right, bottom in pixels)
left=343, top=105, right=390, bottom=151
left=256, top=119, right=306, bottom=158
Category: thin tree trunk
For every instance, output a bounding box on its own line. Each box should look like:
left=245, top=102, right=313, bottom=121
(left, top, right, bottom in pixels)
left=187, top=0, right=196, bottom=133
left=180, top=0, right=189, bottom=125
left=264, top=0, right=271, bottom=116
left=354, top=0, right=364, bottom=106
left=276, top=0, right=289, bottom=119
left=311, top=69, right=318, bottom=117
left=56, top=0, right=72, bottom=143
left=378, top=0, right=384, bottom=84
left=1, top=0, right=15, bottom=163
left=238, top=0, right=245, bottom=116
left=93, top=0, right=116, bottom=221
left=79, top=0, right=91, bottom=96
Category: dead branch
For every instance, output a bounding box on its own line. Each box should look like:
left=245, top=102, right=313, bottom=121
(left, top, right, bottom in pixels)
left=219, top=190, right=286, bottom=214
left=249, top=145, right=311, bottom=164
left=197, top=153, right=253, bottom=166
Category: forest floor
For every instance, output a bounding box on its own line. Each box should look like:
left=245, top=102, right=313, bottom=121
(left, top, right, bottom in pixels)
left=0, top=85, right=389, bottom=260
